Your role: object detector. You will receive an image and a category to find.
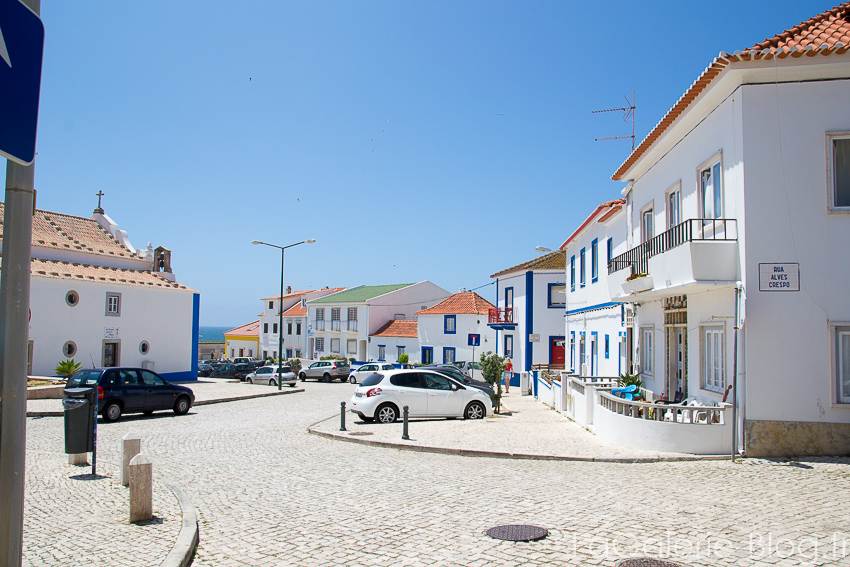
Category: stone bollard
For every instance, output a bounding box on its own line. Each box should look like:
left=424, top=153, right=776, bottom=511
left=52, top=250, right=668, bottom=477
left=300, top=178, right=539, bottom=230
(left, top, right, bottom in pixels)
left=120, top=433, right=142, bottom=486
left=128, top=453, right=153, bottom=523
left=68, top=453, right=88, bottom=465
left=340, top=401, right=347, bottom=431
left=402, top=405, right=409, bottom=440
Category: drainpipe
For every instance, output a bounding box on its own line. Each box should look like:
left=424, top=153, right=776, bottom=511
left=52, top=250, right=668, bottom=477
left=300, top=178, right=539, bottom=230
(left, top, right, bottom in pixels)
left=731, top=281, right=742, bottom=461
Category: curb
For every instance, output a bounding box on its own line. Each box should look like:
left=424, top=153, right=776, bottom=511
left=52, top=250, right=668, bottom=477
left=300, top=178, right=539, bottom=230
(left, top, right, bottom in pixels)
left=307, top=428, right=729, bottom=463
left=26, top=388, right=305, bottom=418
left=161, top=481, right=199, bottom=567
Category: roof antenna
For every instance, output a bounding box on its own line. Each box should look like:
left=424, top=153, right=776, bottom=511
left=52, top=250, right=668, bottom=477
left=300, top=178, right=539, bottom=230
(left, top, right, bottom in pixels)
left=593, top=90, right=636, bottom=152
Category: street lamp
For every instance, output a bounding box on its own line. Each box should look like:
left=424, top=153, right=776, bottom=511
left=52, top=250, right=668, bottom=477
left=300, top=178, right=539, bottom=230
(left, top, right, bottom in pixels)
left=252, top=238, right=316, bottom=390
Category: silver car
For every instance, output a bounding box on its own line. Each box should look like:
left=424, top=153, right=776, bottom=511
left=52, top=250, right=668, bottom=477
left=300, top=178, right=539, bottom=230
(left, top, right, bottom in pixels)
left=348, top=362, right=396, bottom=384
left=299, top=360, right=350, bottom=382
left=245, top=365, right=297, bottom=387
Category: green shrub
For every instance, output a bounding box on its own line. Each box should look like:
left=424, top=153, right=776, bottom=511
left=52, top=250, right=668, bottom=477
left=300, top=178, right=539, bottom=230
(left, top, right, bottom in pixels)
left=54, top=359, right=82, bottom=381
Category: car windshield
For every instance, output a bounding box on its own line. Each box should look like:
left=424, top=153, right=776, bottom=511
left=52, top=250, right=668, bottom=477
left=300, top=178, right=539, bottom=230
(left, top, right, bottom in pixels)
left=336, top=361, right=349, bottom=368
left=67, top=369, right=103, bottom=387
left=360, top=374, right=384, bottom=387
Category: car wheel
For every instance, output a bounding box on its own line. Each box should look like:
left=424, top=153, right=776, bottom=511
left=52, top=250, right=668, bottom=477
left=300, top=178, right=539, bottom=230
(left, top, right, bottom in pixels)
left=322, top=373, right=331, bottom=383
left=299, top=373, right=306, bottom=381
left=289, top=382, right=296, bottom=387
left=103, top=402, right=122, bottom=422
left=349, top=375, right=357, bottom=384
left=173, top=396, right=191, bottom=416
left=270, top=379, right=276, bottom=387
left=339, top=376, right=347, bottom=382
left=247, top=378, right=253, bottom=384
left=464, top=401, right=485, bottom=420
left=375, top=403, right=398, bottom=424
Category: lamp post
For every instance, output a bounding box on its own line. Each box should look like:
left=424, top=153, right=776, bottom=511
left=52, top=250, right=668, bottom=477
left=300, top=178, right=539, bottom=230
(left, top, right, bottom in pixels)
left=252, top=239, right=316, bottom=390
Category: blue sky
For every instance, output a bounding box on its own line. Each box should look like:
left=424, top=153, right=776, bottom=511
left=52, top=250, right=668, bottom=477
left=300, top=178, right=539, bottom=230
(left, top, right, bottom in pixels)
left=22, top=0, right=829, bottom=325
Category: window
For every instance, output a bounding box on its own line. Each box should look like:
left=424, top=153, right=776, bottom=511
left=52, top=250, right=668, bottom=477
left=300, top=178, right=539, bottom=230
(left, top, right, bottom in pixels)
left=570, top=333, right=575, bottom=371
left=505, top=287, right=514, bottom=308
left=287, top=323, right=293, bottom=335
left=139, top=341, right=150, bottom=355
left=828, top=132, right=850, bottom=211
left=444, top=315, right=456, bottom=334
left=315, top=337, right=325, bottom=352
left=263, top=350, right=268, bottom=360
left=378, top=345, right=386, bottom=360
left=548, top=284, right=565, bottom=308
left=397, top=346, right=405, bottom=359
left=263, top=323, right=268, bottom=334
left=347, top=339, right=357, bottom=354
left=296, top=323, right=302, bottom=335
left=269, top=301, right=274, bottom=310
left=570, top=256, right=576, bottom=291
left=348, top=308, right=357, bottom=321
left=315, top=308, right=325, bottom=331
left=640, top=326, right=654, bottom=375
left=699, top=158, right=723, bottom=220
left=443, top=347, right=456, bottom=364
left=331, top=338, right=340, bottom=353
left=702, top=325, right=725, bottom=391
left=504, top=335, right=514, bottom=358
left=331, top=308, right=341, bottom=331
left=606, top=238, right=613, bottom=265
left=63, top=341, right=77, bottom=358
left=421, top=347, right=433, bottom=365
left=273, top=323, right=278, bottom=334
left=105, top=292, right=121, bottom=316
left=591, top=239, right=598, bottom=283
left=834, top=324, right=850, bottom=403
left=641, top=206, right=654, bottom=243
left=65, top=290, right=79, bottom=307
left=605, top=335, right=609, bottom=359
left=667, top=182, right=682, bottom=228
left=580, top=248, right=586, bottom=287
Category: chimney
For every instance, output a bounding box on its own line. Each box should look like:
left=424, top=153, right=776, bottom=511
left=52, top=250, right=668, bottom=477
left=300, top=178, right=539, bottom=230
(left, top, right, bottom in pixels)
left=286, top=286, right=291, bottom=294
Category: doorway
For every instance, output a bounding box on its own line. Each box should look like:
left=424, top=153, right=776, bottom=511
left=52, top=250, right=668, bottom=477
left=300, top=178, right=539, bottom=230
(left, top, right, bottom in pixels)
left=550, top=338, right=565, bottom=366
left=667, top=327, right=685, bottom=397
left=103, top=340, right=121, bottom=367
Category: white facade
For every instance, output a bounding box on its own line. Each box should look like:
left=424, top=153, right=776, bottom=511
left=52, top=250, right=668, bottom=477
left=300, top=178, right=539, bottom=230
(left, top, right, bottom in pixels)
left=417, top=313, right=493, bottom=366
left=368, top=327, right=420, bottom=364
left=258, top=288, right=341, bottom=360
left=610, top=45, right=850, bottom=456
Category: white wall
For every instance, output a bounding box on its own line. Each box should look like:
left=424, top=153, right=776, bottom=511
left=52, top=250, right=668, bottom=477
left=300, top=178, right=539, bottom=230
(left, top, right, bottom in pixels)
left=29, top=276, right=197, bottom=379
left=368, top=335, right=420, bottom=363
left=417, top=313, right=494, bottom=365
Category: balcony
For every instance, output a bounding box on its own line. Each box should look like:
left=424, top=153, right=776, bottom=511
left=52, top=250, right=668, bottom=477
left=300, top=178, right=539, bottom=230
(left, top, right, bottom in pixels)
left=347, top=320, right=358, bottom=332
left=330, top=320, right=341, bottom=331
left=607, top=218, right=739, bottom=299
left=488, top=307, right=517, bottom=330
left=314, top=320, right=325, bottom=331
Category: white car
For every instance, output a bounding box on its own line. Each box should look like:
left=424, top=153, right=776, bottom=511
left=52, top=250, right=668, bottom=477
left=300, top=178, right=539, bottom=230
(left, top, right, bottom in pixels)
left=245, top=365, right=297, bottom=387
left=349, top=368, right=489, bottom=423
left=348, top=362, right=397, bottom=384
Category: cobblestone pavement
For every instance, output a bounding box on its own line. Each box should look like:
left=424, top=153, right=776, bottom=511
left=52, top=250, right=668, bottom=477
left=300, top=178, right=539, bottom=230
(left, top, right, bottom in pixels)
left=25, top=380, right=850, bottom=567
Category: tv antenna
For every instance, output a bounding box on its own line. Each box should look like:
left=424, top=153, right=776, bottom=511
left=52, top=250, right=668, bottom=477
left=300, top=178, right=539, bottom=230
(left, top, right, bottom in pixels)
left=593, top=90, right=636, bottom=152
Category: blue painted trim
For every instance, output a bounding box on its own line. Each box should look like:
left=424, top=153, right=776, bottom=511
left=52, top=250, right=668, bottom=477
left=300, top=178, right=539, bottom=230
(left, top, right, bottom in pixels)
left=421, top=346, right=434, bottom=364
left=162, top=370, right=198, bottom=383
left=549, top=335, right=565, bottom=365
left=570, top=256, right=576, bottom=291
left=605, top=334, right=610, bottom=359
left=443, top=347, right=456, bottom=364
left=504, top=286, right=514, bottom=308
left=580, top=331, right=585, bottom=336
left=547, top=282, right=566, bottom=309
left=579, top=248, right=586, bottom=288
left=591, top=238, right=599, bottom=283
left=607, top=237, right=613, bottom=264
left=191, top=293, right=200, bottom=376
left=377, top=344, right=386, bottom=347
left=619, top=331, right=626, bottom=337
left=591, top=331, right=598, bottom=336
left=504, top=334, right=513, bottom=358
left=494, top=278, right=500, bottom=356
left=444, top=315, right=456, bottom=334
left=487, top=323, right=517, bottom=331
left=565, top=301, right=622, bottom=316
left=525, top=270, right=533, bottom=372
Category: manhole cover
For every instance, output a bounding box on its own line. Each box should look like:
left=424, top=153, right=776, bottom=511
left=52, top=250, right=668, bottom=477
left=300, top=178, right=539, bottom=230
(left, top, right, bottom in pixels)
left=616, top=558, right=690, bottom=567
left=485, top=524, right=548, bottom=541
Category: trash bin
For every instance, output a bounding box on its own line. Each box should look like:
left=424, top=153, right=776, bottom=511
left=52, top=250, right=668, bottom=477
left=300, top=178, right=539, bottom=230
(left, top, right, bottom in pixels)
left=520, top=372, right=531, bottom=396
left=63, top=387, right=95, bottom=454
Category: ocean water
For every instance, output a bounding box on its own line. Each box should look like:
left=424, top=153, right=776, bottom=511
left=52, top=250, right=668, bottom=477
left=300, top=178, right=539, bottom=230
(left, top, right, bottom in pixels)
left=198, top=326, right=232, bottom=341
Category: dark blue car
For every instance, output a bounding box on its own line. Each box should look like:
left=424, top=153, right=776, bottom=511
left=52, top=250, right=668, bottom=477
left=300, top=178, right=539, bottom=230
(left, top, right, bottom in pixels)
left=66, top=367, right=195, bottom=422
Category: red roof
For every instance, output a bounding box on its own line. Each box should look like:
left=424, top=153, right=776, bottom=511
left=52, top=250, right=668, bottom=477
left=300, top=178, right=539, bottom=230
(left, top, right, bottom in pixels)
left=613, top=2, right=850, bottom=181
left=261, top=290, right=314, bottom=301
left=225, top=320, right=261, bottom=337
left=282, top=303, right=307, bottom=317
left=415, top=292, right=494, bottom=315
left=28, top=258, right=196, bottom=291
left=371, top=320, right=418, bottom=338
left=559, top=199, right=625, bottom=250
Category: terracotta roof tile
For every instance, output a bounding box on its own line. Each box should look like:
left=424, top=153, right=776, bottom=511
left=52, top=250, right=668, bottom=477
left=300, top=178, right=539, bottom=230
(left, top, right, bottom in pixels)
left=1, top=204, right=137, bottom=259
left=225, top=320, right=261, bottom=336
left=27, top=258, right=196, bottom=291
left=261, top=290, right=315, bottom=301
left=613, top=2, right=850, bottom=181
left=490, top=251, right=566, bottom=279
left=560, top=199, right=625, bottom=249
left=282, top=303, right=307, bottom=317
left=371, top=319, right=418, bottom=338
left=415, top=292, right=495, bottom=315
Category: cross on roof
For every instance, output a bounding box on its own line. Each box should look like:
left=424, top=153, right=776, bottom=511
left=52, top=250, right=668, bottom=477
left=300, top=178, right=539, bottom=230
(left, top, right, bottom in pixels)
left=96, top=191, right=104, bottom=208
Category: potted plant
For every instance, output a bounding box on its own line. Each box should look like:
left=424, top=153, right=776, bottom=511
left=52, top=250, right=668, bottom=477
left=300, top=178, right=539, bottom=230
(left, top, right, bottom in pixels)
left=54, top=358, right=82, bottom=382
left=621, top=272, right=654, bottom=294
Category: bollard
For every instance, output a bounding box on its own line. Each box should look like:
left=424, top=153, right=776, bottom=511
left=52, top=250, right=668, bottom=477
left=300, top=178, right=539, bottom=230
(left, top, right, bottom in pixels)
left=402, top=405, right=409, bottom=440
left=120, top=433, right=142, bottom=486
left=340, top=401, right=347, bottom=432
left=129, top=453, right=153, bottom=523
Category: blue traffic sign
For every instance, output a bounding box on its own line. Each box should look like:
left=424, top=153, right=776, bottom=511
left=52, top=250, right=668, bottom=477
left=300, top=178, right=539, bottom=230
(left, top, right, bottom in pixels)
left=0, top=0, right=44, bottom=165
left=468, top=334, right=480, bottom=347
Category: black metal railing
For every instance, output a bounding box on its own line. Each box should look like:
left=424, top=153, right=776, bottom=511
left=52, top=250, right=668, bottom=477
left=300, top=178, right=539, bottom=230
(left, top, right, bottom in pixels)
left=608, top=218, right=737, bottom=276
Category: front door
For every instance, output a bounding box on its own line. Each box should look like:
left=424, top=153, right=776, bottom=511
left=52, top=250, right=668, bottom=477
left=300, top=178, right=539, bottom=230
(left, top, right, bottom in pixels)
left=551, top=338, right=565, bottom=366
left=103, top=341, right=120, bottom=367
left=668, top=328, right=684, bottom=397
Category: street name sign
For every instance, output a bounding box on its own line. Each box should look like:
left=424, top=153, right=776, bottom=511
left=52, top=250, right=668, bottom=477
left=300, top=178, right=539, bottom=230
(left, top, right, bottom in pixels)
left=758, top=262, right=800, bottom=292
left=0, top=0, right=44, bottom=165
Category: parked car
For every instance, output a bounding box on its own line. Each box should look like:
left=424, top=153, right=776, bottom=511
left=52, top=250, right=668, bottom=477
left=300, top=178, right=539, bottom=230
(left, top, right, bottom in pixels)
left=233, top=357, right=259, bottom=365
left=233, top=363, right=256, bottom=381
left=349, top=368, right=489, bottom=423
left=197, top=363, right=213, bottom=377
left=209, top=364, right=240, bottom=379
left=428, top=365, right=495, bottom=398
left=452, top=361, right=483, bottom=379
left=348, top=362, right=396, bottom=384
left=65, top=367, right=195, bottom=422
left=245, top=365, right=297, bottom=387
left=299, top=360, right=350, bottom=382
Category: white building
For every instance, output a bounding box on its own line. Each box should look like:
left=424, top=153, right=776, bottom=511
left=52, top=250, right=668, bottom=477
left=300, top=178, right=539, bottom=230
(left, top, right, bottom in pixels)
left=369, top=320, right=419, bottom=363
left=415, top=291, right=495, bottom=366
left=307, top=282, right=450, bottom=361
left=257, top=287, right=344, bottom=360
left=14, top=204, right=199, bottom=380
left=604, top=3, right=850, bottom=456
left=560, top=199, right=628, bottom=378
left=489, top=252, right=567, bottom=384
